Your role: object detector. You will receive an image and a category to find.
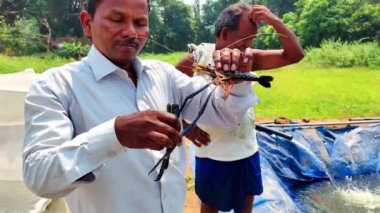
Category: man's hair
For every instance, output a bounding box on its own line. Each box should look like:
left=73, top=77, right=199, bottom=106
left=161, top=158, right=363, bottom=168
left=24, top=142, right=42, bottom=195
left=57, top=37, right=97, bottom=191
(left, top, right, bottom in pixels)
left=86, top=0, right=150, bottom=17
left=214, top=2, right=252, bottom=37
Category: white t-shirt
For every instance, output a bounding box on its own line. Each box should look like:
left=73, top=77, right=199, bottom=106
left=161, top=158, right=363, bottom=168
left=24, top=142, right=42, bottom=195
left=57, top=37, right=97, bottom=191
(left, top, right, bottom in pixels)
left=188, top=43, right=260, bottom=161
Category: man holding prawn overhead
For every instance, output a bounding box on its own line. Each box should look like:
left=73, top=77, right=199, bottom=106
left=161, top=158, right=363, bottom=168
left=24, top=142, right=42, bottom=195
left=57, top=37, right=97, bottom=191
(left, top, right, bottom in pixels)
left=22, top=0, right=258, bottom=212
left=176, top=3, right=304, bottom=213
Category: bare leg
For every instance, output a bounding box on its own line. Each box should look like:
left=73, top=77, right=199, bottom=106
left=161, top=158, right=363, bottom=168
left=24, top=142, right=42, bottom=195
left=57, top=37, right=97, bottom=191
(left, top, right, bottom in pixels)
left=242, top=195, right=254, bottom=213
left=200, top=202, right=218, bottom=213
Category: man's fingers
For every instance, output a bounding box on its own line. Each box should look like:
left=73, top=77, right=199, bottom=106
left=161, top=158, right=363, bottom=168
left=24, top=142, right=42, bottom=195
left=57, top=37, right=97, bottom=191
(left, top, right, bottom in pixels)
left=236, top=48, right=253, bottom=71
left=213, top=50, right=222, bottom=70
left=220, top=48, right=231, bottom=71
left=146, top=111, right=182, bottom=146
left=155, top=122, right=182, bottom=146
left=147, top=140, right=165, bottom=151
left=147, top=131, right=178, bottom=149
left=115, top=110, right=182, bottom=150
left=231, top=48, right=241, bottom=71
left=213, top=48, right=255, bottom=72
left=250, top=5, right=270, bottom=22
left=243, top=48, right=254, bottom=63
left=252, top=11, right=266, bottom=23
left=192, top=139, right=202, bottom=147
left=195, top=128, right=210, bottom=146
left=190, top=125, right=210, bottom=146
left=156, top=111, right=181, bottom=131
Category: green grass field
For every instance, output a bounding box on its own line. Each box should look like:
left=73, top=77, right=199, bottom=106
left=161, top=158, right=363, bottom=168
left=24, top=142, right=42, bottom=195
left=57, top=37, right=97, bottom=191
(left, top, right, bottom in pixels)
left=254, top=64, right=380, bottom=119
left=1, top=52, right=379, bottom=119
left=0, top=54, right=75, bottom=74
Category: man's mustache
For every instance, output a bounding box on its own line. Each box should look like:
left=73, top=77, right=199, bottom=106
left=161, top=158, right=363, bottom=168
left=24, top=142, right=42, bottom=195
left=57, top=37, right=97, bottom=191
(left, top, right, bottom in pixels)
left=116, top=37, right=139, bottom=48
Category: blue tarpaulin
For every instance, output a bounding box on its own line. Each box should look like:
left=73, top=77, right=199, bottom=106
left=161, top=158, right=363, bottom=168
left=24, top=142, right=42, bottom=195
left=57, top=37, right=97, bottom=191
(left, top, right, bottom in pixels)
left=189, top=124, right=380, bottom=212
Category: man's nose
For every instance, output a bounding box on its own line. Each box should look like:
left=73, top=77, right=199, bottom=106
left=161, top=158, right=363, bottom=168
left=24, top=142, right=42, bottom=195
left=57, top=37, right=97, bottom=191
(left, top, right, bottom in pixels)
left=121, top=23, right=137, bottom=38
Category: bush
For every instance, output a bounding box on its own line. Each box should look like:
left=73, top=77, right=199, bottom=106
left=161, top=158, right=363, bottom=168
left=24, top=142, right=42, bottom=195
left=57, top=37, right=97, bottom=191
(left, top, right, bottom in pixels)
left=305, top=40, right=380, bottom=68
left=254, top=25, right=281, bottom=49
left=0, top=16, right=44, bottom=56
left=55, top=41, right=91, bottom=59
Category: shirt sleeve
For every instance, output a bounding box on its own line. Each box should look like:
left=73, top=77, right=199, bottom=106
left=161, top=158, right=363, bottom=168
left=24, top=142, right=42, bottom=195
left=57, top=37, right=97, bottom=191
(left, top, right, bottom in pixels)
left=169, top=65, right=258, bottom=128
left=22, top=74, right=125, bottom=199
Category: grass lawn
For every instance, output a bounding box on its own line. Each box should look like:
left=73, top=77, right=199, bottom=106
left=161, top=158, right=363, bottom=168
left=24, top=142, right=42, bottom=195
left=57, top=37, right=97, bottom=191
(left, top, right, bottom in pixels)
left=255, top=63, right=380, bottom=119
left=1, top=53, right=379, bottom=119
left=0, top=54, right=75, bottom=74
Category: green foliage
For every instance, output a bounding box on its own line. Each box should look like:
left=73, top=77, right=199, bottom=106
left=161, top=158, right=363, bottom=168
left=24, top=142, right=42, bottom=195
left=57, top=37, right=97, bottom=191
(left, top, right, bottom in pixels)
left=19, top=0, right=83, bottom=37
left=305, top=40, right=380, bottom=68
left=254, top=25, right=281, bottom=49
left=293, top=0, right=380, bottom=47
left=347, top=3, right=380, bottom=42
left=193, top=0, right=237, bottom=44
left=251, top=0, right=297, bottom=17
left=144, top=9, right=164, bottom=52
left=145, top=0, right=194, bottom=53
left=1, top=0, right=379, bottom=54
left=0, top=16, right=44, bottom=56
left=164, top=0, right=194, bottom=51
left=185, top=176, right=195, bottom=191
left=55, top=41, right=90, bottom=59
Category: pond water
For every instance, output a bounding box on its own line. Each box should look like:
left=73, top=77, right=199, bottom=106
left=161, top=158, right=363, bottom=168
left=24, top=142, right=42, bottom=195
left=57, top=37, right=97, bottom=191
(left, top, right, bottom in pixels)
left=294, top=174, right=380, bottom=213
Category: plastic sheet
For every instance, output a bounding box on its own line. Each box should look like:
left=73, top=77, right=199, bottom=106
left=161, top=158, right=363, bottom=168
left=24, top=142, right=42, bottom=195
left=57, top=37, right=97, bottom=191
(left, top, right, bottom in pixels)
left=189, top=124, right=380, bottom=212
left=0, top=70, right=57, bottom=213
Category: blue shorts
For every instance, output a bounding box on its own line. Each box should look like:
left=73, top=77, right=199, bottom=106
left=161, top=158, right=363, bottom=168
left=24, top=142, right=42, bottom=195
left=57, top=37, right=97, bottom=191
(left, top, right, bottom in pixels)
left=195, top=152, right=263, bottom=212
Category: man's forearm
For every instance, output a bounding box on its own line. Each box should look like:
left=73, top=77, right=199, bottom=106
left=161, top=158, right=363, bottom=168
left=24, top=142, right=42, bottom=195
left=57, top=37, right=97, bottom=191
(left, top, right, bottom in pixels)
left=272, top=19, right=304, bottom=62
left=176, top=54, right=195, bottom=77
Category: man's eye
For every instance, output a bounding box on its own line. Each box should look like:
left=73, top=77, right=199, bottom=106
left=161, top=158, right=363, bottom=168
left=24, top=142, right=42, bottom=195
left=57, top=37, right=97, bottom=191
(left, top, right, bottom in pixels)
left=136, top=21, right=147, bottom=27
left=109, top=16, right=123, bottom=22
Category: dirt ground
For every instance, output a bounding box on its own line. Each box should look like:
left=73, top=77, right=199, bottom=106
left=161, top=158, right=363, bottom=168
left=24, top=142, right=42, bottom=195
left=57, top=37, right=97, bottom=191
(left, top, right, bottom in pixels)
left=184, top=142, right=200, bottom=213
left=184, top=190, right=200, bottom=213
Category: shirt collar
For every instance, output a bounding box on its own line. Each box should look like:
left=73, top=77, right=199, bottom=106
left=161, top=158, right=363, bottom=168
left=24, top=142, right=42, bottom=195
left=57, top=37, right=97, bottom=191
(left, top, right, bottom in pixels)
left=86, top=45, right=144, bottom=81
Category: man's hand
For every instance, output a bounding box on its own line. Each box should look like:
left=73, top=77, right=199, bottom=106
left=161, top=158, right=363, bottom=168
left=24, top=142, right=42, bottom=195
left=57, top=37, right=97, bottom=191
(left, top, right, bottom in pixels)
left=115, top=110, right=182, bottom=150
left=213, top=48, right=253, bottom=72
left=183, top=120, right=210, bottom=147
left=249, top=5, right=281, bottom=26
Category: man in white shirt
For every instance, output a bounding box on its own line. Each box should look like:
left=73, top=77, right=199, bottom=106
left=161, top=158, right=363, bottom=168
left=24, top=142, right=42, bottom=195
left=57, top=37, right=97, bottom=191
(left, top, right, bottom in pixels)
left=22, top=0, right=256, bottom=213
left=176, top=3, right=304, bottom=213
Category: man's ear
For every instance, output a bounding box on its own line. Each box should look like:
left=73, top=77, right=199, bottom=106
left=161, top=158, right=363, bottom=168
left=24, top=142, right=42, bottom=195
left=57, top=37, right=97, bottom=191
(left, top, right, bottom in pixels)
left=220, top=27, right=229, bottom=41
left=80, top=11, right=92, bottom=37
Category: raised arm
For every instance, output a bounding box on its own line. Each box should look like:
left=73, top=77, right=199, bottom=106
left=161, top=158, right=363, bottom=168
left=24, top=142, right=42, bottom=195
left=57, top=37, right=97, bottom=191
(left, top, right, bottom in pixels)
left=249, top=5, right=305, bottom=70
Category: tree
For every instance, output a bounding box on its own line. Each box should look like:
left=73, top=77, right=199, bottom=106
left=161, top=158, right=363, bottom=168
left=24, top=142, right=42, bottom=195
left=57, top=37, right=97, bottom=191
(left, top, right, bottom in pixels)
left=193, top=0, right=238, bottom=44
left=294, top=0, right=380, bottom=47
left=251, top=0, right=297, bottom=17
left=164, top=0, right=194, bottom=51
left=143, top=6, right=164, bottom=52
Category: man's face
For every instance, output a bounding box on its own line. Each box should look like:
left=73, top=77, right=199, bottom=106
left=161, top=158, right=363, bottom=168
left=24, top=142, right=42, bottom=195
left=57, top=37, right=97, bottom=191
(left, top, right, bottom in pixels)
left=223, top=12, right=257, bottom=51
left=81, top=0, right=149, bottom=67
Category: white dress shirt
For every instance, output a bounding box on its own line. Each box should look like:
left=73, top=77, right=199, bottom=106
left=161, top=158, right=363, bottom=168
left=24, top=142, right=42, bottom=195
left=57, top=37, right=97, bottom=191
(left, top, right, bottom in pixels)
left=22, top=46, right=255, bottom=213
